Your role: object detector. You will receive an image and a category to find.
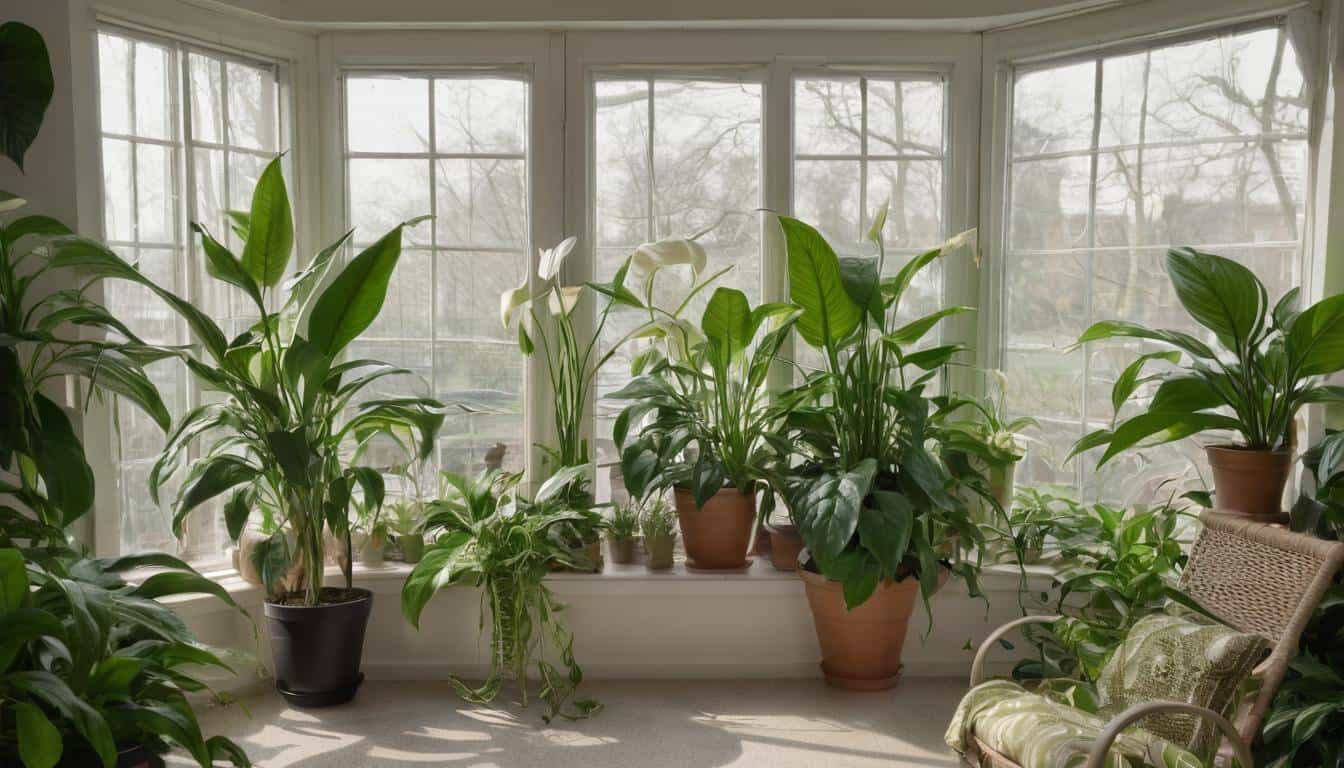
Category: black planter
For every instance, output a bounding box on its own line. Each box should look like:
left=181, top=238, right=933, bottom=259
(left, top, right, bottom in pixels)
left=264, top=587, right=373, bottom=707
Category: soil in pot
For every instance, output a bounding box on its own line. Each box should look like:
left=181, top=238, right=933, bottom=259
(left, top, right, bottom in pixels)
left=799, top=569, right=943, bottom=690
left=1206, top=445, right=1292, bottom=522
left=646, top=535, right=675, bottom=570
left=673, top=486, right=755, bottom=570
left=264, top=587, right=373, bottom=707
left=766, top=523, right=804, bottom=571
left=607, top=536, right=636, bottom=565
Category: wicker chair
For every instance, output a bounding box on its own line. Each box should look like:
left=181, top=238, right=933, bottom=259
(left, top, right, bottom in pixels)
left=960, top=512, right=1344, bottom=768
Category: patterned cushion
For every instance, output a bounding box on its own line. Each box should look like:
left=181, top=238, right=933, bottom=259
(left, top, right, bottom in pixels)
left=945, top=680, right=1205, bottom=768
left=1095, top=611, right=1268, bottom=755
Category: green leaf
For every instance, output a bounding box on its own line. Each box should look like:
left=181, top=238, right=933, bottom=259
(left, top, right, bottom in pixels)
left=33, top=393, right=95, bottom=525
left=1091, top=411, right=1241, bottom=466
left=536, top=464, right=590, bottom=504
left=401, top=531, right=472, bottom=628
left=701, top=287, right=752, bottom=357
left=14, top=701, right=62, bottom=768
left=779, top=216, right=862, bottom=350
left=0, top=548, right=28, bottom=614
left=1075, top=320, right=1215, bottom=359
left=238, top=155, right=293, bottom=287
left=881, top=247, right=944, bottom=310
left=223, top=489, right=252, bottom=542
left=265, top=428, right=312, bottom=487
left=2, top=214, right=70, bottom=248
left=1164, top=247, right=1266, bottom=350
left=193, top=222, right=263, bottom=308
left=1111, top=351, right=1181, bottom=413
left=795, top=459, right=877, bottom=563
left=11, top=671, right=116, bottom=768
left=56, top=349, right=172, bottom=432
left=858, top=491, right=913, bottom=579
left=0, top=22, right=54, bottom=171
left=884, top=306, right=974, bottom=346
left=837, top=255, right=880, bottom=321
left=306, top=221, right=414, bottom=357
left=172, top=456, right=258, bottom=536
left=134, top=570, right=241, bottom=611
left=1291, top=701, right=1337, bottom=745
left=1288, top=292, right=1344, bottom=376
left=287, top=228, right=354, bottom=319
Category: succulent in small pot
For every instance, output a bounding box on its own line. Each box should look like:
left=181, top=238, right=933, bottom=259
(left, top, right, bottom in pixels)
left=777, top=210, right=984, bottom=689
left=1071, top=247, right=1344, bottom=522
left=610, top=270, right=801, bottom=571
left=605, top=502, right=640, bottom=564
left=640, top=497, right=678, bottom=571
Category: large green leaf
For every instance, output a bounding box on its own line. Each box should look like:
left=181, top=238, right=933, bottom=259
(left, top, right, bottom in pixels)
left=701, top=287, right=752, bottom=358
left=14, top=700, right=62, bottom=768
left=0, top=22, right=54, bottom=171
left=837, top=255, right=880, bottom=320
left=1076, top=320, right=1215, bottom=360
left=795, top=459, right=877, bottom=564
left=11, top=671, right=116, bottom=768
left=172, top=456, right=258, bottom=536
left=306, top=220, right=419, bottom=357
left=1093, top=410, right=1241, bottom=466
left=401, top=531, right=472, bottom=628
left=133, top=571, right=240, bottom=611
left=2, top=214, right=70, bottom=248
left=1164, top=247, right=1266, bottom=350
left=1288, top=293, right=1344, bottom=377
left=193, top=223, right=262, bottom=308
left=884, top=306, right=974, bottom=346
left=779, top=217, right=861, bottom=350
left=33, top=393, right=95, bottom=524
left=0, top=547, right=27, bottom=614
left=1110, top=351, right=1181, bottom=413
left=857, top=490, right=913, bottom=579
left=55, top=349, right=172, bottom=432
left=238, top=155, right=293, bottom=287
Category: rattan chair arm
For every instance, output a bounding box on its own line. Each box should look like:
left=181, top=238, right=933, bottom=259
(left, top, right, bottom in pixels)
left=1083, top=701, right=1252, bottom=768
left=969, top=614, right=1064, bottom=686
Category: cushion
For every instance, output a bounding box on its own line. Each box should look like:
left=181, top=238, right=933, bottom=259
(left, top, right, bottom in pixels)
left=945, top=680, right=1205, bottom=768
left=1095, top=610, right=1268, bottom=755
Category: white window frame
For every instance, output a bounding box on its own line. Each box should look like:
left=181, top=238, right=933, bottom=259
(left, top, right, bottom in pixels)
left=70, top=0, right=317, bottom=561
left=980, top=0, right=1325, bottom=493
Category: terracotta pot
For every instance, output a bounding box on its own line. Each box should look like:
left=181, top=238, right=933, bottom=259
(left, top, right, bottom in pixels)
left=645, top=534, right=675, bottom=570
left=766, top=523, right=805, bottom=571
left=673, top=486, right=755, bottom=570
left=607, top=536, right=636, bottom=565
left=1206, top=445, right=1292, bottom=522
left=799, top=569, right=931, bottom=690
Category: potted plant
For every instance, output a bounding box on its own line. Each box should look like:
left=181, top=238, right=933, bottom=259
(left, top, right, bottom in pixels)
left=387, top=499, right=427, bottom=563
left=610, top=285, right=799, bottom=570
left=1071, top=247, right=1344, bottom=521
left=53, top=156, right=442, bottom=707
left=777, top=210, right=984, bottom=689
left=935, top=370, right=1036, bottom=526
left=605, top=502, right=639, bottom=564
left=640, top=497, right=678, bottom=571
left=765, top=500, right=806, bottom=572
left=401, top=468, right=601, bottom=722
left=352, top=496, right=389, bottom=566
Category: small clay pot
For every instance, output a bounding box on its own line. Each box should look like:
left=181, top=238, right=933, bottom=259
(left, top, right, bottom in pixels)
left=673, top=486, right=755, bottom=570
left=766, top=523, right=804, bottom=571
left=1206, top=445, right=1292, bottom=522
left=398, top=533, right=425, bottom=564
left=607, top=536, right=636, bottom=565
left=645, top=534, right=676, bottom=571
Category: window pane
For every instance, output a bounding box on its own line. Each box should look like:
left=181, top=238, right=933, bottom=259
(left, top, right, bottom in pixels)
left=794, top=159, right=861, bottom=248
left=226, top=61, right=278, bottom=151
left=347, top=158, right=432, bottom=246
left=133, top=40, right=173, bottom=140
left=794, top=77, right=861, bottom=155
left=1002, top=26, right=1309, bottom=502
left=346, top=75, right=429, bottom=153
left=867, top=78, right=944, bottom=156
left=435, top=158, right=528, bottom=249
left=594, top=80, right=650, bottom=247
left=435, top=78, right=527, bottom=154
left=134, top=142, right=175, bottom=243
left=868, top=159, right=942, bottom=249
left=188, top=54, right=223, bottom=143
left=98, top=34, right=132, bottom=134
left=101, top=138, right=134, bottom=240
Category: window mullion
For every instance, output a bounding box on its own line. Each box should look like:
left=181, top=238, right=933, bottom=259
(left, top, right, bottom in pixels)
left=1079, top=58, right=1104, bottom=494
left=428, top=77, right=441, bottom=476
left=646, top=78, right=656, bottom=241
left=858, top=76, right=868, bottom=240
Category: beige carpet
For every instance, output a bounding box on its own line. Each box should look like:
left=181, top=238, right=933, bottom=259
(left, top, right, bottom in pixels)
left=191, top=678, right=966, bottom=767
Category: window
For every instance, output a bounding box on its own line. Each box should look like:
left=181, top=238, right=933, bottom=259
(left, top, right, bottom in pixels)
left=1001, top=24, right=1309, bottom=502
left=96, top=28, right=284, bottom=559
left=342, top=73, right=530, bottom=480
left=590, top=75, right=764, bottom=472
left=791, top=73, right=950, bottom=366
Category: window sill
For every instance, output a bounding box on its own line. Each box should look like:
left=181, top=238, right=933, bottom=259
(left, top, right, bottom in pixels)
left=151, top=558, right=1056, bottom=617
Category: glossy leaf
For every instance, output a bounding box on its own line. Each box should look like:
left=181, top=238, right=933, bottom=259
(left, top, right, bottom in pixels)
left=779, top=216, right=862, bottom=349
left=0, top=22, right=54, bottom=171
left=306, top=220, right=417, bottom=357
left=238, top=155, right=293, bottom=287
left=795, top=460, right=877, bottom=564
left=1164, top=247, right=1266, bottom=349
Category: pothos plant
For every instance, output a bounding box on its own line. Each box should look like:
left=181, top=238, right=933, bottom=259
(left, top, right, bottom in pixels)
left=401, top=466, right=601, bottom=723
left=610, top=285, right=800, bottom=508
left=50, top=156, right=443, bottom=606
left=778, top=208, right=984, bottom=612
left=499, top=236, right=725, bottom=502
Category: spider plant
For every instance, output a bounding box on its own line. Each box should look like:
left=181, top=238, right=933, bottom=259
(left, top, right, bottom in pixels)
left=401, top=466, right=601, bottom=722
left=49, top=155, right=443, bottom=606
left=778, top=207, right=984, bottom=610
left=606, top=502, right=639, bottom=542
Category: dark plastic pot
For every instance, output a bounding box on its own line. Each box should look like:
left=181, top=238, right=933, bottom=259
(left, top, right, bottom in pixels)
left=264, top=587, right=372, bottom=707
left=116, top=745, right=156, bottom=768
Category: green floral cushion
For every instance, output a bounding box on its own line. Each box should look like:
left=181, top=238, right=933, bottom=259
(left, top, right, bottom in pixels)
left=1095, top=610, right=1268, bottom=755
left=945, top=679, right=1205, bottom=768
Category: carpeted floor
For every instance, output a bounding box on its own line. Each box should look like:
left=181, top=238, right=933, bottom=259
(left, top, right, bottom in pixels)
left=190, top=678, right=966, bottom=767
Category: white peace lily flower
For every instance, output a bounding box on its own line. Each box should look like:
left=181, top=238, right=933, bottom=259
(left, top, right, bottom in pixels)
left=547, top=285, right=583, bottom=317
left=630, top=238, right=707, bottom=278
left=537, top=236, right=578, bottom=282
left=0, top=194, right=26, bottom=213
left=866, top=199, right=890, bottom=243
left=499, top=282, right=530, bottom=328
left=941, top=228, right=979, bottom=261
left=662, top=318, right=704, bottom=364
